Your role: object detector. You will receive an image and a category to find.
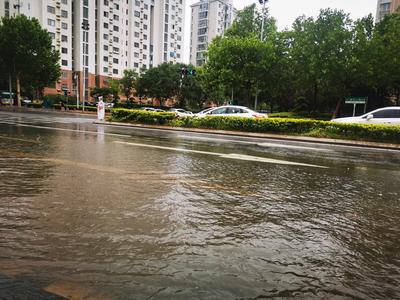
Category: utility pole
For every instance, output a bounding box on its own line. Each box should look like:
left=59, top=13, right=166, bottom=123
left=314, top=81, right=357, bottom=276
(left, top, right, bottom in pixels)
left=10, top=0, right=22, bottom=106
left=81, top=20, right=89, bottom=112
left=74, top=73, right=80, bottom=109
left=254, top=0, right=268, bottom=111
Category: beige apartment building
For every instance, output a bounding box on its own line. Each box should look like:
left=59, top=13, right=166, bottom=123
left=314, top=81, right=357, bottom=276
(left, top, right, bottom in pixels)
left=0, top=0, right=185, bottom=100
left=376, top=0, right=400, bottom=22
left=190, top=0, right=235, bottom=66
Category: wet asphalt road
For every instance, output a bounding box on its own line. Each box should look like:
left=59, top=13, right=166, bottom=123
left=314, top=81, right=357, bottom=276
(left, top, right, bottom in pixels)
left=0, top=110, right=399, bottom=300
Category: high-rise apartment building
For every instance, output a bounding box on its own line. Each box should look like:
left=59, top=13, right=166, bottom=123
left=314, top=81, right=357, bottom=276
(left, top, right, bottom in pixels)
left=190, top=0, right=235, bottom=66
left=376, top=0, right=400, bottom=22
left=0, top=0, right=185, bottom=99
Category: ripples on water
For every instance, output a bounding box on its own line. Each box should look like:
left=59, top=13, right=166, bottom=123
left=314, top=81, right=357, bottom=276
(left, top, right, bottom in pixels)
left=0, top=124, right=399, bottom=299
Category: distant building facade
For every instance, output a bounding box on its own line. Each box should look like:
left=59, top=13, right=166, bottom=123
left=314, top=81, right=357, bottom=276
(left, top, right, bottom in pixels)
left=190, top=0, right=235, bottom=66
left=0, top=0, right=185, bottom=99
left=376, top=0, right=400, bottom=22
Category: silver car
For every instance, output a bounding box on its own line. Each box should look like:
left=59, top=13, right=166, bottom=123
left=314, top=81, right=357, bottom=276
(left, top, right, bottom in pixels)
left=196, top=105, right=268, bottom=119
left=331, top=107, right=400, bottom=126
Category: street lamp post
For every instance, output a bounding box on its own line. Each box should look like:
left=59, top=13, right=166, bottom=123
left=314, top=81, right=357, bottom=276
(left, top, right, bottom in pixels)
left=74, top=73, right=80, bottom=109
left=81, top=20, right=89, bottom=112
left=254, top=0, right=268, bottom=111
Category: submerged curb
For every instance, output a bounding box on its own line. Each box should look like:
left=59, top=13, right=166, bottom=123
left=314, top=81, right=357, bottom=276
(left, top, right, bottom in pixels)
left=94, top=120, right=400, bottom=151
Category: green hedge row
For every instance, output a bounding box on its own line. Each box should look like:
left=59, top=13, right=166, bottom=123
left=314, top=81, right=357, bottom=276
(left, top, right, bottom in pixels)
left=110, top=108, right=400, bottom=143
left=112, top=108, right=176, bottom=125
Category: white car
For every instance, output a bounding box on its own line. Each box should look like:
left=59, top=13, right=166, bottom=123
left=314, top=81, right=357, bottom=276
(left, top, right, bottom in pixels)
left=169, top=108, right=194, bottom=117
left=196, top=105, right=268, bottom=119
left=331, top=107, right=400, bottom=126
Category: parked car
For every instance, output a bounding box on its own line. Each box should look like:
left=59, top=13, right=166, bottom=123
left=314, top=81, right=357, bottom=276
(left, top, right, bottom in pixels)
left=196, top=105, right=268, bottom=119
left=84, top=101, right=96, bottom=107
left=331, top=107, right=400, bottom=125
left=141, top=107, right=165, bottom=112
left=195, top=108, right=214, bottom=116
left=21, top=98, right=32, bottom=104
left=169, top=108, right=194, bottom=117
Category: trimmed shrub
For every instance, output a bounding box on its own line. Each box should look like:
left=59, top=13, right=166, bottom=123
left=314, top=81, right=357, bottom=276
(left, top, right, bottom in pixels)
left=111, top=108, right=175, bottom=125
left=110, top=109, right=400, bottom=144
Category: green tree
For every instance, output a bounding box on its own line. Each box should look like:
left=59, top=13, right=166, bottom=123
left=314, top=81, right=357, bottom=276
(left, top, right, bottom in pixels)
left=289, top=9, right=354, bottom=114
left=225, top=4, right=276, bottom=39
left=0, top=15, right=60, bottom=106
left=137, top=62, right=182, bottom=106
left=120, top=69, right=138, bottom=99
left=371, top=10, right=400, bottom=105
left=204, top=36, right=276, bottom=108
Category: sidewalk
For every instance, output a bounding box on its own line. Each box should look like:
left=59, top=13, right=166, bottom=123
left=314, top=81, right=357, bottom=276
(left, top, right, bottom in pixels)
left=95, top=120, right=400, bottom=151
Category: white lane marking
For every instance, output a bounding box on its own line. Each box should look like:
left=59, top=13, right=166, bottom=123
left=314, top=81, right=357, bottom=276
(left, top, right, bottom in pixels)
left=257, top=142, right=332, bottom=152
left=114, top=141, right=327, bottom=168
left=0, top=122, right=130, bottom=138
left=178, top=135, right=332, bottom=152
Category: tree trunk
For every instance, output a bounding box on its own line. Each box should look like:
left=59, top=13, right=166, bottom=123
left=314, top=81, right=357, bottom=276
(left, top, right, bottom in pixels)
left=16, top=74, right=21, bottom=107
left=332, top=98, right=343, bottom=119
left=313, top=82, right=318, bottom=112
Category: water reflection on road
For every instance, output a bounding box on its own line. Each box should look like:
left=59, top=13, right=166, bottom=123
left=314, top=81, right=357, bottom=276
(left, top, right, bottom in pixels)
left=0, top=111, right=399, bottom=299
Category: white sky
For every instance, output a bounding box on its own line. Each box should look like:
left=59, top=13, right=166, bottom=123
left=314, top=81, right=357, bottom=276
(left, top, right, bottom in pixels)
left=183, top=0, right=378, bottom=63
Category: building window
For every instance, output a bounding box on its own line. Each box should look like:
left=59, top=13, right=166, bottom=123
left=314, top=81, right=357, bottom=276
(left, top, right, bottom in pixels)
left=134, top=32, right=139, bottom=38
left=134, top=11, right=140, bottom=17
left=113, top=47, right=119, bottom=53
left=61, top=0, right=68, bottom=4
left=103, top=56, right=108, bottom=62
left=104, top=22, right=108, bottom=29
left=61, top=35, right=68, bottom=42
left=113, top=69, right=118, bottom=75
left=49, top=32, right=55, bottom=39
left=134, top=42, right=139, bottom=48
left=47, top=19, right=55, bottom=26
left=103, top=67, right=108, bottom=73
left=61, top=47, right=68, bottom=54
left=104, top=45, right=109, bottom=51
left=61, top=22, right=68, bottom=29
left=113, top=36, right=119, bottom=42
left=83, top=7, right=88, bottom=18
left=61, top=10, right=68, bottom=18
left=104, top=11, right=109, bottom=17
left=113, top=25, right=119, bottom=32
left=103, top=34, right=109, bottom=40
left=113, top=14, right=119, bottom=21
left=61, top=60, right=68, bottom=66
left=113, top=58, right=119, bottom=64
left=47, top=5, right=55, bottom=14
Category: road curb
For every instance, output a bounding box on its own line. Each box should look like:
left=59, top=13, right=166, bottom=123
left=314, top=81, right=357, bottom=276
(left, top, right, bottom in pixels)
left=94, top=120, right=400, bottom=151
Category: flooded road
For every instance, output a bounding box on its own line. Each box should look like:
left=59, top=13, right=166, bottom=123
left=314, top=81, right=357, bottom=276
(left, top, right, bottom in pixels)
left=0, top=111, right=399, bottom=299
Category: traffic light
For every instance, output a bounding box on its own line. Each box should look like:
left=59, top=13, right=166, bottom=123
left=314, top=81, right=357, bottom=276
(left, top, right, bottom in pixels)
left=181, top=67, right=196, bottom=77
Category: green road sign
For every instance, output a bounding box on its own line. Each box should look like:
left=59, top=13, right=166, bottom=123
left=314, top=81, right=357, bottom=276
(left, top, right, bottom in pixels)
left=345, top=97, right=366, bottom=104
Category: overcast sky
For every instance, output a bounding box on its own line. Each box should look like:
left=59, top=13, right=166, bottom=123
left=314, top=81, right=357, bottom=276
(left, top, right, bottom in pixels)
left=183, top=0, right=378, bottom=63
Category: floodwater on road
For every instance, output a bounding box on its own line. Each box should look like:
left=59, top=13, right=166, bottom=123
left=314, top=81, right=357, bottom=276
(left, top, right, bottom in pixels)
left=0, top=111, right=399, bottom=299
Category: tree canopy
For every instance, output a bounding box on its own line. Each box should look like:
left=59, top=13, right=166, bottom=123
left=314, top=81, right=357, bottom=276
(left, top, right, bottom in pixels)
left=0, top=15, right=60, bottom=106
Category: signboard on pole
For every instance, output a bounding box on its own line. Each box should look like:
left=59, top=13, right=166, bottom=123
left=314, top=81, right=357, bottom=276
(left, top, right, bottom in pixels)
left=345, top=97, right=366, bottom=104
left=345, top=97, right=367, bottom=116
